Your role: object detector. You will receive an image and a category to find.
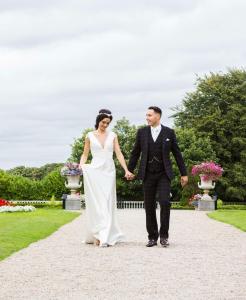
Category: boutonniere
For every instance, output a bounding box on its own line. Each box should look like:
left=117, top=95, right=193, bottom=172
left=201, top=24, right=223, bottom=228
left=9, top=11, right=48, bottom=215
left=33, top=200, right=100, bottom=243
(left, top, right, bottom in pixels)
left=165, top=138, right=170, bottom=141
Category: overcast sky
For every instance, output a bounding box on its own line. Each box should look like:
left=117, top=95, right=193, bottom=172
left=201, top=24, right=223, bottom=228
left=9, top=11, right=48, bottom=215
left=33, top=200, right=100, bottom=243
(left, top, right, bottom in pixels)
left=0, top=0, right=245, bottom=170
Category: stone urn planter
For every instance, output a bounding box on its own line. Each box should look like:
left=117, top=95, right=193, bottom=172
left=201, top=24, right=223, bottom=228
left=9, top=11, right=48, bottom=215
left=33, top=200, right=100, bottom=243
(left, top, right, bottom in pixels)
left=192, top=162, right=224, bottom=211
left=61, top=163, right=83, bottom=210
left=198, top=175, right=216, bottom=211
left=65, top=175, right=82, bottom=210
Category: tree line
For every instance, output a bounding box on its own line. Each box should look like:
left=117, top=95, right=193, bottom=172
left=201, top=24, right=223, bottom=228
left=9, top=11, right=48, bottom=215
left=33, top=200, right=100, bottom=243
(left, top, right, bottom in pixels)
left=1, top=69, right=245, bottom=202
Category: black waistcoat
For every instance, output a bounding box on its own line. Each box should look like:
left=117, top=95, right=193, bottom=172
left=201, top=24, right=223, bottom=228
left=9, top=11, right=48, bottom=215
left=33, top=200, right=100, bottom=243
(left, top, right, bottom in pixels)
left=146, top=130, right=165, bottom=173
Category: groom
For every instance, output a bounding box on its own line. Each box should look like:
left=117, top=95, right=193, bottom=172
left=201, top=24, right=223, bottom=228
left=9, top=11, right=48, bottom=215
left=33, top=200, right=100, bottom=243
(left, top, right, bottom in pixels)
left=127, top=106, right=188, bottom=247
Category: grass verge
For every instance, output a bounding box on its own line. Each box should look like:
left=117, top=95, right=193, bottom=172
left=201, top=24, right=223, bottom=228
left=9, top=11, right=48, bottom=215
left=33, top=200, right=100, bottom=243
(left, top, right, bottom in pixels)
left=207, top=210, right=246, bottom=232
left=0, top=208, right=81, bottom=261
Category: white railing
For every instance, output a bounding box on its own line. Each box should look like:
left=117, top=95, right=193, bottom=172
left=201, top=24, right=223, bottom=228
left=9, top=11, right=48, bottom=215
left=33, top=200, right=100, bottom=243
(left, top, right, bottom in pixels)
left=117, top=201, right=145, bottom=209
left=10, top=200, right=62, bottom=205
left=11, top=200, right=180, bottom=209
left=118, top=201, right=179, bottom=209
left=80, top=200, right=146, bottom=209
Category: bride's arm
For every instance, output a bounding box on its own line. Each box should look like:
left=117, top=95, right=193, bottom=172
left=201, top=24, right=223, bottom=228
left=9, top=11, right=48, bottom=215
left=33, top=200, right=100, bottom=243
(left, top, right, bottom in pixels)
left=114, top=135, right=134, bottom=179
left=79, top=136, right=90, bottom=166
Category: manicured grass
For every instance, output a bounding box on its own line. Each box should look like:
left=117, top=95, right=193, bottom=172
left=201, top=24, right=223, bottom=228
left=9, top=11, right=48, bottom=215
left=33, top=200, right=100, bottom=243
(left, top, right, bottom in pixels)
left=0, top=208, right=81, bottom=261
left=207, top=210, right=246, bottom=232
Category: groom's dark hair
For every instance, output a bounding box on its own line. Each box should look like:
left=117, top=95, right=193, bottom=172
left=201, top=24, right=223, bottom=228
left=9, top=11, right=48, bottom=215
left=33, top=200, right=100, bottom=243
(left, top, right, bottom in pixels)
left=148, top=106, right=162, bottom=117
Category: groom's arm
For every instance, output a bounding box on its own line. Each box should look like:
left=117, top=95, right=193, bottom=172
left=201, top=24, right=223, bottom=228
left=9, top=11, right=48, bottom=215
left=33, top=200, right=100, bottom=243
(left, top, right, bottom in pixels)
left=128, top=129, right=142, bottom=173
left=171, top=129, right=187, bottom=176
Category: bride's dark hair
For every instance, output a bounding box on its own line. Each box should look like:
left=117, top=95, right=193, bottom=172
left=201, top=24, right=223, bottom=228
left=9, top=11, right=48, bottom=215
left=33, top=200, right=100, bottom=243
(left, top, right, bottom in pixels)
left=95, top=109, right=113, bottom=129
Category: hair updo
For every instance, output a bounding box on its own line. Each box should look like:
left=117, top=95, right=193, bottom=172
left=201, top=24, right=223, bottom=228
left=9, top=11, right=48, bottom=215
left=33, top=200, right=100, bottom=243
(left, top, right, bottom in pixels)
left=95, top=109, right=113, bottom=129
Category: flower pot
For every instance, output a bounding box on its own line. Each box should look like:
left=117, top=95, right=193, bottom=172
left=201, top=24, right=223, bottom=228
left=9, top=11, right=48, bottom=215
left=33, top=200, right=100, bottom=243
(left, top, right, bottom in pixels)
left=65, top=175, right=82, bottom=210
left=65, top=175, right=82, bottom=195
left=198, top=175, right=215, bottom=190
left=197, top=175, right=216, bottom=211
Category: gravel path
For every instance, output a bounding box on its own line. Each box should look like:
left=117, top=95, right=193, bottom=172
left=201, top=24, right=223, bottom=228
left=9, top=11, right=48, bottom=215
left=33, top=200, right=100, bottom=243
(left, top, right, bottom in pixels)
left=0, top=210, right=245, bottom=300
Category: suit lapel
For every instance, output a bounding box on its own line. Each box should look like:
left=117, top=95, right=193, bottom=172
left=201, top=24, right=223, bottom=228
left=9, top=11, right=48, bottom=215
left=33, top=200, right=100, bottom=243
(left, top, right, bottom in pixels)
left=161, top=125, right=169, bottom=151
left=143, top=126, right=150, bottom=153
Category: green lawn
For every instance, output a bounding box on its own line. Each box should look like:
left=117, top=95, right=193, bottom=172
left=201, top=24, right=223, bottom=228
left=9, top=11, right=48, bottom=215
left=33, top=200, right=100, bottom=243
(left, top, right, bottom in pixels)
left=0, top=208, right=81, bottom=261
left=207, top=210, right=246, bottom=232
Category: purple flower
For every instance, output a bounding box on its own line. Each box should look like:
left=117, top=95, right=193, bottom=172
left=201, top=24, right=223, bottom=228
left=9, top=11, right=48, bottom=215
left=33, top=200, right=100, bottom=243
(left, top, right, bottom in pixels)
left=61, top=162, right=83, bottom=176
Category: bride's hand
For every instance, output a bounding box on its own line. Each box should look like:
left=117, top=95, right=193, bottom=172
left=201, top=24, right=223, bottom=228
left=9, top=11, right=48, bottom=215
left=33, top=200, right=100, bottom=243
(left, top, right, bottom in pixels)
left=125, top=170, right=135, bottom=181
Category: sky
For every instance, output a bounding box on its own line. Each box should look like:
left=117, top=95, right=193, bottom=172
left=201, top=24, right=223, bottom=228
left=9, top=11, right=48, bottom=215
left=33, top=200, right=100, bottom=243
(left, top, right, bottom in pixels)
left=0, top=0, right=245, bottom=170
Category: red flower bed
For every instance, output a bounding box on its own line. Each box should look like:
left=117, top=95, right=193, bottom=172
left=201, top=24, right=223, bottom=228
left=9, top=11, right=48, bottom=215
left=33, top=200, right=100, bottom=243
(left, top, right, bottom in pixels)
left=0, top=198, right=14, bottom=207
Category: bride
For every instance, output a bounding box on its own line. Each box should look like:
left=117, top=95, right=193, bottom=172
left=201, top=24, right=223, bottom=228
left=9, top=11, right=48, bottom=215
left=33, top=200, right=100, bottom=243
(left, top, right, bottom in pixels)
left=79, top=109, right=133, bottom=247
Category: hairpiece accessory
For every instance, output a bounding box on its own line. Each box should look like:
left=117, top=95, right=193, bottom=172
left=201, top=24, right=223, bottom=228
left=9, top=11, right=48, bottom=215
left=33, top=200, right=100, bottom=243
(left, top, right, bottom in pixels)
left=99, top=112, right=111, bottom=117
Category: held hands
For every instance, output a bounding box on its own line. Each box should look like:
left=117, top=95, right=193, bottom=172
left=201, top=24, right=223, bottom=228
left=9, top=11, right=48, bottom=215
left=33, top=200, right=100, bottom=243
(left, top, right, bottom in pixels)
left=125, top=170, right=135, bottom=181
left=181, top=176, right=188, bottom=187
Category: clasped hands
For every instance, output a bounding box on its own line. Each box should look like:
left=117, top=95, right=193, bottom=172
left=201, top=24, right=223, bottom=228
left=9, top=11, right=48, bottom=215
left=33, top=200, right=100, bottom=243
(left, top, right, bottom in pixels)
left=125, top=170, right=135, bottom=181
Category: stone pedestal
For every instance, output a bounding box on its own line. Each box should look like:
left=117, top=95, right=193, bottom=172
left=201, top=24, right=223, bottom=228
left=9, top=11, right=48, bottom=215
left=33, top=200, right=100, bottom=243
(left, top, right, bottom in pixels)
left=65, top=195, right=81, bottom=210
left=64, top=174, right=82, bottom=211
left=198, top=199, right=215, bottom=211
left=198, top=178, right=216, bottom=211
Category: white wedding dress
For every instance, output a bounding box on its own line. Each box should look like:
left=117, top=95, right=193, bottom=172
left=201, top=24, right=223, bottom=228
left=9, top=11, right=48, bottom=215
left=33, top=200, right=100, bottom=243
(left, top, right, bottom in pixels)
left=81, top=131, right=125, bottom=246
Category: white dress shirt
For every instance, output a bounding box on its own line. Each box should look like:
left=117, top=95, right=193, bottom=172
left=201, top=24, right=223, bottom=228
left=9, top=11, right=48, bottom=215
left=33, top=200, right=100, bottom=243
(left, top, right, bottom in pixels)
left=151, top=124, right=162, bottom=142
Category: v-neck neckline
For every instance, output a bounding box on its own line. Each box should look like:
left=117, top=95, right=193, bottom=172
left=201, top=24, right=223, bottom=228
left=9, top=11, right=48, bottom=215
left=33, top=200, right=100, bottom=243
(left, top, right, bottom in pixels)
left=92, top=131, right=110, bottom=149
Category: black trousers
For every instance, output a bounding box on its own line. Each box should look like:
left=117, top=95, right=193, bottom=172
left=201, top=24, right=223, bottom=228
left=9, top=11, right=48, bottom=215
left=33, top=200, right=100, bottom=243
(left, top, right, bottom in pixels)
left=143, top=170, right=171, bottom=240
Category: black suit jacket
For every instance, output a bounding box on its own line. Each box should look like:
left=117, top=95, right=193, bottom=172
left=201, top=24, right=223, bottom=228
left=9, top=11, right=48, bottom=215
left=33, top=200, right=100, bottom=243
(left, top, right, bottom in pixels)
left=128, top=125, right=187, bottom=180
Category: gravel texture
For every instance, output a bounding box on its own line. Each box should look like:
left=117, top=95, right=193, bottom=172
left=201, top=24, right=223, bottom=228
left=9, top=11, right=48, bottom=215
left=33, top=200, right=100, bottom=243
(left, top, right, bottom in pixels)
left=0, top=209, right=245, bottom=300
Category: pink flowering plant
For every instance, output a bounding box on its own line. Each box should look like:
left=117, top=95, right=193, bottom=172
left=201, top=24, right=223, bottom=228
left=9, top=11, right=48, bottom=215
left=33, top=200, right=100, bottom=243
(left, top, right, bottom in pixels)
left=61, top=162, right=83, bottom=176
left=191, top=161, right=223, bottom=181
left=188, top=194, right=202, bottom=207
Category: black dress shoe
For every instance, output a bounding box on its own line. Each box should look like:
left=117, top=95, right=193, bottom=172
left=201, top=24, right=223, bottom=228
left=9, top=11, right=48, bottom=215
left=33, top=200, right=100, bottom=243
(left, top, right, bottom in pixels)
left=160, top=238, right=169, bottom=247
left=146, top=239, right=157, bottom=247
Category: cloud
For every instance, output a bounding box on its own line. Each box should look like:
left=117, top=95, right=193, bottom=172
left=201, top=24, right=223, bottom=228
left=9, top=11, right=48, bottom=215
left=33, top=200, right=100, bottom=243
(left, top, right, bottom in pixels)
left=0, top=0, right=245, bottom=169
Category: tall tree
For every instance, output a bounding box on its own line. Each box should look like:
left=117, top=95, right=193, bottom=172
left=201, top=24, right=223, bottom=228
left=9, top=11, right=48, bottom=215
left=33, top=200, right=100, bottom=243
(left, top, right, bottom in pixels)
left=172, top=69, right=246, bottom=201
left=68, top=128, right=93, bottom=163
left=171, top=128, right=217, bottom=203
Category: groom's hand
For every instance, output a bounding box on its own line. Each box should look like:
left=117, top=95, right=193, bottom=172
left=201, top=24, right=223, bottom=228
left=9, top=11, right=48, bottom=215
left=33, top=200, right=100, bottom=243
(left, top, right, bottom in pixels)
left=128, top=173, right=135, bottom=180
left=181, top=176, right=188, bottom=187
left=125, top=171, right=135, bottom=181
